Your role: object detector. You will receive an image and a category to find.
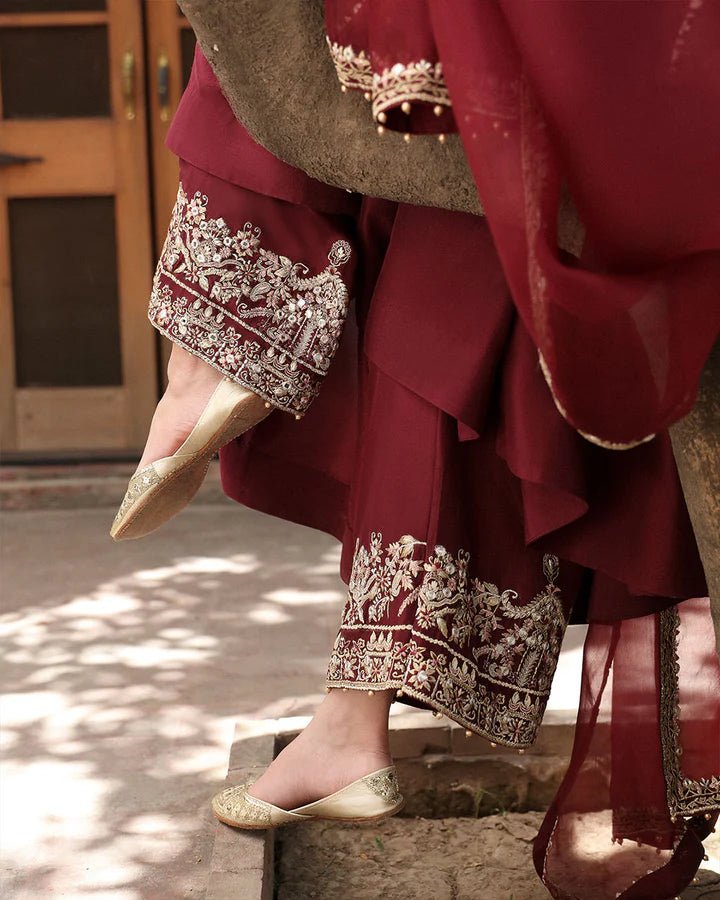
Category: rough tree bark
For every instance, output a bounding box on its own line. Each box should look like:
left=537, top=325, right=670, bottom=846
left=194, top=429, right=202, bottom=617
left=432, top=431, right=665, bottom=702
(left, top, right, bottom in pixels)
left=670, top=339, right=720, bottom=658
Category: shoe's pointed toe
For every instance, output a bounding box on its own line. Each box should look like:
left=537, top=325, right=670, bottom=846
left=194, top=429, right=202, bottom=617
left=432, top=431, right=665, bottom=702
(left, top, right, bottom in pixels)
left=211, top=783, right=311, bottom=829
left=110, top=464, right=162, bottom=540
left=110, top=378, right=272, bottom=541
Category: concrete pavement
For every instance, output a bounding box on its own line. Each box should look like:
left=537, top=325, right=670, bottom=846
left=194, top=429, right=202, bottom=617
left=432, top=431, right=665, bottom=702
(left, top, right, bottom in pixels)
left=0, top=490, right=585, bottom=899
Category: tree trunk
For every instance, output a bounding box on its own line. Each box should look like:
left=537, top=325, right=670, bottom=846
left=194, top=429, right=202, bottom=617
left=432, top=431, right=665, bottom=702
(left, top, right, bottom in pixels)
left=670, top=339, right=720, bottom=658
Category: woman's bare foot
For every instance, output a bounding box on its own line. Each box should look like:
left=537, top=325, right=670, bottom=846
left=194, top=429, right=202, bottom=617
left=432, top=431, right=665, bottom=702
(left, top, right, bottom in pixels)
left=248, top=688, right=394, bottom=810
left=136, top=345, right=223, bottom=471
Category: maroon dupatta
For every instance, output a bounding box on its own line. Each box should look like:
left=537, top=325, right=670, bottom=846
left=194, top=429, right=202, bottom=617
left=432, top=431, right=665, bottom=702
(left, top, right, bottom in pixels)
left=324, top=3, right=720, bottom=897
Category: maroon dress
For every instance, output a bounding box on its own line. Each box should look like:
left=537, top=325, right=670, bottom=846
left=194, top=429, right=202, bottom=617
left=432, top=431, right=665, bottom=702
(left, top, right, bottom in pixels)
left=149, top=38, right=719, bottom=900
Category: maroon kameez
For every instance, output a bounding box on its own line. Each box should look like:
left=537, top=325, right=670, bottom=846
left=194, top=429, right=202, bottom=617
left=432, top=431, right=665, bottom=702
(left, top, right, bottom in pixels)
left=150, top=38, right=719, bottom=900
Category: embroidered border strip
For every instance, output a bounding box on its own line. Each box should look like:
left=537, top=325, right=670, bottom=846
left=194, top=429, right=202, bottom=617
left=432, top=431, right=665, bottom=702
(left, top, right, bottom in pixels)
left=327, top=533, right=566, bottom=748
left=372, top=59, right=450, bottom=122
left=659, top=605, right=720, bottom=819
left=326, top=39, right=451, bottom=124
left=149, top=184, right=352, bottom=416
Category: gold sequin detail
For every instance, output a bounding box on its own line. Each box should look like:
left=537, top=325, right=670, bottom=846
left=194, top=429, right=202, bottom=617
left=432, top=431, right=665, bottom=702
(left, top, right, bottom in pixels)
left=364, top=770, right=402, bottom=804
left=149, top=185, right=352, bottom=417
left=327, top=534, right=566, bottom=748
left=212, top=784, right=273, bottom=826
left=113, top=465, right=162, bottom=523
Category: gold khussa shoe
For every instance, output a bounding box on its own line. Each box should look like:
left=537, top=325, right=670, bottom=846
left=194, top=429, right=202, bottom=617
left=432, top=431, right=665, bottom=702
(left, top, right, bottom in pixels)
left=211, top=766, right=404, bottom=830
left=111, top=378, right=272, bottom=541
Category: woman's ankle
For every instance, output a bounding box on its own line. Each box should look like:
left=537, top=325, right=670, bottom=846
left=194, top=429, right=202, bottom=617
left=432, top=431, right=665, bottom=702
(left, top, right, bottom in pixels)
left=305, top=687, right=393, bottom=753
left=165, top=345, right=220, bottom=393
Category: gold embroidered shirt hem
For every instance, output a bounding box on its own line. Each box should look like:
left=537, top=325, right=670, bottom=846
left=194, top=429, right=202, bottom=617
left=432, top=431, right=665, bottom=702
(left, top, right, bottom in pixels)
left=326, top=39, right=451, bottom=126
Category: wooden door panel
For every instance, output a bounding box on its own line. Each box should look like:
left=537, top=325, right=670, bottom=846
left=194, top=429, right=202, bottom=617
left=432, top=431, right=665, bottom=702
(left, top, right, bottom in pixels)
left=0, top=0, right=157, bottom=455
left=1, top=120, right=116, bottom=194
left=16, top=388, right=127, bottom=451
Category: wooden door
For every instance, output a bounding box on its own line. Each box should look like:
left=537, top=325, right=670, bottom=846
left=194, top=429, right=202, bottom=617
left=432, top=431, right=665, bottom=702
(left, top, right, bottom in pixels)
left=0, top=0, right=157, bottom=455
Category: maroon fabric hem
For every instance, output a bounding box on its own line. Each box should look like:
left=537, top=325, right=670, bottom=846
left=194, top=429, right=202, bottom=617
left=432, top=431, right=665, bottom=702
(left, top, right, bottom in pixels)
left=362, top=299, right=707, bottom=612
left=219, top=440, right=349, bottom=545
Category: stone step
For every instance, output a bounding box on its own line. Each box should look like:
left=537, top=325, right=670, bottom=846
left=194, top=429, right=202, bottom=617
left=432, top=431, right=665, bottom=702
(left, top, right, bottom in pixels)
left=0, top=460, right=229, bottom=511
left=207, top=728, right=276, bottom=900
left=205, top=711, right=576, bottom=900
left=208, top=712, right=720, bottom=899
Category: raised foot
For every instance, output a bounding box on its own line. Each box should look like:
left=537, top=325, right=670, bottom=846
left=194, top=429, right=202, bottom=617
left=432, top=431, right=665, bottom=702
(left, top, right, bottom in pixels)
left=137, top=355, right=224, bottom=471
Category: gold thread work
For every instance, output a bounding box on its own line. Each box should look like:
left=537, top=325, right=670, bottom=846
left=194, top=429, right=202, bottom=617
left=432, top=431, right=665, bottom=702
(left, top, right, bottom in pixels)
left=327, top=534, right=566, bottom=748
left=149, top=185, right=352, bottom=417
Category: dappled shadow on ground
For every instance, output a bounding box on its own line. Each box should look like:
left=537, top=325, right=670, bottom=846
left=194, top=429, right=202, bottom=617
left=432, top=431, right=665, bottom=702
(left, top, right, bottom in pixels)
left=1, top=501, right=594, bottom=899
left=1, top=504, right=345, bottom=898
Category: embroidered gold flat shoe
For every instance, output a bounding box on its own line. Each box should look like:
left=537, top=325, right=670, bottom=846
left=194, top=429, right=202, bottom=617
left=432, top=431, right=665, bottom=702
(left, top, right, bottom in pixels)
left=110, top=378, right=272, bottom=541
left=211, top=765, right=404, bottom=830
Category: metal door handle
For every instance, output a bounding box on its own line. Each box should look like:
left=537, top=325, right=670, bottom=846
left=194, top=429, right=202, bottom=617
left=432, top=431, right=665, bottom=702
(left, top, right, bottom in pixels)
left=121, top=50, right=136, bottom=120
left=0, top=152, right=44, bottom=167
left=157, top=51, right=171, bottom=122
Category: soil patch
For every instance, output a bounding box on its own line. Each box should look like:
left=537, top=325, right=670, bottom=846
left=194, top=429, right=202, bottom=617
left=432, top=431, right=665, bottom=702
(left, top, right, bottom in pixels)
left=276, top=812, right=548, bottom=900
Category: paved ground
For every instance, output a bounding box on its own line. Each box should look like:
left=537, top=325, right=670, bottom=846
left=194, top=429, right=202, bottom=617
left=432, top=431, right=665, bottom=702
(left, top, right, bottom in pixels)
left=1, top=499, right=349, bottom=899
left=1, top=486, right=689, bottom=900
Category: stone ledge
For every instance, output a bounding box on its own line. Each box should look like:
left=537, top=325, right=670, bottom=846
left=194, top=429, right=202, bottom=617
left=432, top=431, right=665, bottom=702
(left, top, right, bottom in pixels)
left=207, top=711, right=577, bottom=900
left=208, top=724, right=277, bottom=900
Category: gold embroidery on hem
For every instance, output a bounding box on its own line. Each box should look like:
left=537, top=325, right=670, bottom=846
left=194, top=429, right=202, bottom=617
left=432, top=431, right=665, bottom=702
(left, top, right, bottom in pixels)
left=659, top=605, right=720, bottom=819
left=150, top=308, right=305, bottom=417
left=538, top=353, right=656, bottom=451
left=149, top=184, right=352, bottom=416
left=372, top=59, right=450, bottom=122
left=327, top=38, right=373, bottom=93
left=326, top=38, right=451, bottom=124
left=326, top=678, right=541, bottom=750
left=327, top=533, right=566, bottom=749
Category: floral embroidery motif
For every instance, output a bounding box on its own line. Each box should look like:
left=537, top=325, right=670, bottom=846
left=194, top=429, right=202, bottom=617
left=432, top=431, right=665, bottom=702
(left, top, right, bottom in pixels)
left=328, top=533, right=567, bottom=748
left=326, top=39, right=373, bottom=93
left=327, top=39, right=451, bottom=125
left=149, top=184, right=352, bottom=416
left=364, top=770, right=402, bottom=804
left=372, top=59, right=450, bottom=122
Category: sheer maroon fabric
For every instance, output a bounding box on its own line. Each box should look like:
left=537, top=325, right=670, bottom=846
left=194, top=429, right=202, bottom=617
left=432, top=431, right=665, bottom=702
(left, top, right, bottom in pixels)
left=326, top=0, right=720, bottom=448
left=534, top=599, right=719, bottom=899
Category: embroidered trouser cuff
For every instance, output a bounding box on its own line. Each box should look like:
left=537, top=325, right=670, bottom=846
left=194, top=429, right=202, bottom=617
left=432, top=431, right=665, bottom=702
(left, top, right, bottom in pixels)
left=149, top=168, right=355, bottom=417
left=326, top=533, right=566, bottom=750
